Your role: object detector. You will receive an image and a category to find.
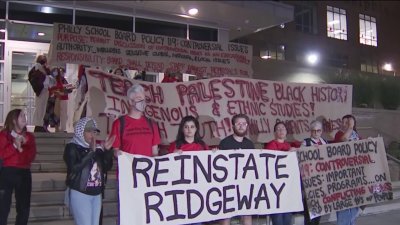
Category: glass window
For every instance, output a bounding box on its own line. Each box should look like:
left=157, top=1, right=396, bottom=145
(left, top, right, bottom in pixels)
left=0, top=21, right=5, bottom=40
left=9, top=2, right=73, bottom=24
left=75, top=10, right=133, bottom=31
left=135, top=18, right=186, bottom=38
left=327, top=6, right=347, bottom=40
left=359, top=14, right=377, bottom=47
left=8, top=22, right=53, bottom=43
left=260, top=45, right=285, bottom=60
left=327, top=53, right=348, bottom=68
left=189, top=25, right=218, bottom=41
left=0, top=1, right=5, bottom=19
left=295, top=4, right=314, bottom=34
left=360, top=58, right=378, bottom=73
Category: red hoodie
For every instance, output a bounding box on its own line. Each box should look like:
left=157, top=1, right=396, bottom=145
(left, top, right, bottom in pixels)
left=0, top=130, right=36, bottom=169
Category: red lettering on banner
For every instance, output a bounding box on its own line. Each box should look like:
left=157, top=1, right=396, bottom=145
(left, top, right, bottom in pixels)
left=145, top=105, right=198, bottom=122
left=277, top=119, right=309, bottom=135
left=311, top=86, right=348, bottom=103
left=142, top=84, right=164, bottom=104
left=227, top=100, right=267, bottom=116
left=107, top=56, right=122, bottom=65
left=248, top=118, right=271, bottom=135
left=222, top=78, right=235, bottom=98
left=235, top=79, right=269, bottom=102
left=200, top=119, right=229, bottom=139
left=145, top=61, right=164, bottom=72
left=322, top=118, right=341, bottom=133
left=106, top=96, right=131, bottom=114
left=88, top=70, right=133, bottom=96
left=109, top=77, right=125, bottom=95
left=270, top=99, right=312, bottom=118
left=157, top=121, right=168, bottom=139
left=273, top=83, right=306, bottom=102
left=186, top=65, right=206, bottom=76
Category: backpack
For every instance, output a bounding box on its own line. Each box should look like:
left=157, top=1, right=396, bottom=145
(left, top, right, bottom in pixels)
left=28, top=67, right=47, bottom=97
left=118, top=115, right=154, bottom=149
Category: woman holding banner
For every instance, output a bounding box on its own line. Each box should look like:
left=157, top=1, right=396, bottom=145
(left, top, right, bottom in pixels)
left=168, top=115, right=209, bottom=154
left=334, top=115, right=361, bottom=225
left=264, top=121, right=295, bottom=225
left=301, top=120, right=328, bottom=225
left=168, top=115, right=208, bottom=225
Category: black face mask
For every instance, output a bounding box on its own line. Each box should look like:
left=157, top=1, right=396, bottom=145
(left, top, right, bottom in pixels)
left=39, top=59, right=46, bottom=65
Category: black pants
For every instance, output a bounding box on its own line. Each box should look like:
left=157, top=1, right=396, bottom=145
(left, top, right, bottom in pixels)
left=303, top=196, right=321, bottom=225
left=0, top=167, right=32, bottom=225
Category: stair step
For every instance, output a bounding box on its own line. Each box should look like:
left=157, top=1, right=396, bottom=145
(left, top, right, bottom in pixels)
left=11, top=216, right=117, bottom=225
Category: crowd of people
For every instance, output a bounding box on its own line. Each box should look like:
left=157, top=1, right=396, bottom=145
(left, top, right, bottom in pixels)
left=0, top=56, right=363, bottom=225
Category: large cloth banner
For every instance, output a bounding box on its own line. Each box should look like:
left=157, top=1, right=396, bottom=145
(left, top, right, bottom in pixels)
left=298, top=137, right=393, bottom=219
left=118, top=150, right=303, bottom=225
left=48, top=23, right=253, bottom=77
left=84, top=69, right=352, bottom=145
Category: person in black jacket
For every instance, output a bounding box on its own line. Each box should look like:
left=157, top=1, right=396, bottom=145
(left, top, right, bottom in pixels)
left=64, top=117, right=115, bottom=225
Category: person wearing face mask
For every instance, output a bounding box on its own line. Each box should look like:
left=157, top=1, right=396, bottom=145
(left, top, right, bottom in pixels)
left=0, top=109, right=37, bottom=225
left=218, top=114, right=254, bottom=225
left=109, top=84, right=160, bottom=157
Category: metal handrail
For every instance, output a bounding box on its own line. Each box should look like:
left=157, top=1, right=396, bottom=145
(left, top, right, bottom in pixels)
left=387, top=153, right=400, bottom=165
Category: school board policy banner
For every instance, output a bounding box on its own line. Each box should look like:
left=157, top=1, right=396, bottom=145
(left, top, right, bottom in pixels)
left=84, top=69, right=352, bottom=145
left=48, top=23, right=253, bottom=77
left=118, top=149, right=302, bottom=225
left=298, top=137, right=393, bottom=219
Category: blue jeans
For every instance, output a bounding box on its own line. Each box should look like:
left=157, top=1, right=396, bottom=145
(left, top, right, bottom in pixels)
left=336, top=207, right=359, bottom=225
left=70, top=189, right=102, bottom=225
left=271, top=213, right=292, bottom=225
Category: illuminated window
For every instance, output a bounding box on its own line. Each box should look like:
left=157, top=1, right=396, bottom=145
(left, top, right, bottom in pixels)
left=260, top=45, right=285, bottom=60
left=360, top=58, right=378, bottom=74
left=359, top=14, right=377, bottom=46
left=327, top=6, right=347, bottom=40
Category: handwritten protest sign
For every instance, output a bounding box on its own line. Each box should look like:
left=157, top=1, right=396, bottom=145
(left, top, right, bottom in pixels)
left=298, top=137, right=393, bottom=219
left=118, top=149, right=302, bottom=225
left=48, top=23, right=253, bottom=77
left=84, top=69, right=352, bottom=145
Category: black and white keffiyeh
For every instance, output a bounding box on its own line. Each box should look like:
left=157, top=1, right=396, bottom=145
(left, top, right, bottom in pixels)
left=70, top=117, right=98, bottom=148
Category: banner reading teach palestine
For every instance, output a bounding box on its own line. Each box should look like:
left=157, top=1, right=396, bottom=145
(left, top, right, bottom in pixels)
left=298, top=137, right=393, bottom=219
left=84, top=69, right=352, bottom=145
left=48, top=23, right=253, bottom=77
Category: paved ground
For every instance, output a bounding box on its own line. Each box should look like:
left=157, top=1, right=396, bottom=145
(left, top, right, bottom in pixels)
left=320, top=209, right=400, bottom=225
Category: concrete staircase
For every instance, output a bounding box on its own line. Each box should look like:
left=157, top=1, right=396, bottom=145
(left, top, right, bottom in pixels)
left=7, top=133, right=118, bottom=225
left=6, top=133, right=400, bottom=225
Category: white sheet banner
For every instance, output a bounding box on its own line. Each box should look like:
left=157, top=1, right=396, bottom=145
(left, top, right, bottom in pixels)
left=48, top=23, right=253, bottom=77
left=298, top=137, right=393, bottom=218
left=118, top=150, right=303, bottom=225
left=84, top=69, right=352, bottom=145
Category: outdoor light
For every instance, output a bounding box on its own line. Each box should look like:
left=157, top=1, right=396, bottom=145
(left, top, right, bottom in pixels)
left=0, top=29, right=5, bottom=33
left=41, top=6, right=53, bottom=14
left=260, top=50, right=271, bottom=59
left=383, top=63, right=393, bottom=71
left=307, top=53, right=319, bottom=65
left=37, top=32, right=46, bottom=36
left=188, top=8, right=198, bottom=16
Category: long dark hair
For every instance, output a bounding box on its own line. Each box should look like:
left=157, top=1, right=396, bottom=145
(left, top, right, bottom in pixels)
left=3, top=109, right=26, bottom=133
left=175, top=116, right=206, bottom=149
left=342, top=114, right=357, bottom=132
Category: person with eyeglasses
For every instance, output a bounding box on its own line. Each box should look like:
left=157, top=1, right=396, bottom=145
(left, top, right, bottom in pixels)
left=63, top=117, right=115, bottom=225
left=300, top=120, right=328, bottom=225
left=218, top=114, right=254, bottom=225
left=264, top=121, right=295, bottom=225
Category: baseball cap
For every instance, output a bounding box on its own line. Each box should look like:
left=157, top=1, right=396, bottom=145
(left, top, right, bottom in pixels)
left=84, top=120, right=100, bottom=133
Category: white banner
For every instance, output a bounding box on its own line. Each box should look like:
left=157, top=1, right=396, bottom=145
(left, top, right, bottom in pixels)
left=49, top=23, right=253, bottom=77
left=84, top=69, right=352, bottom=145
left=298, top=137, right=393, bottom=218
left=118, top=150, right=303, bottom=225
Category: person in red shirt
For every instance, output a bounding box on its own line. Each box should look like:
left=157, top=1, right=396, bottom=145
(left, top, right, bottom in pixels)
left=264, top=121, right=294, bottom=225
left=168, top=116, right=208, bottom=154
left=161, top=72, right=180, bottom=83
left=0, top=109, right=37, bottom=225
left=109, top=84, right=160, bottom=157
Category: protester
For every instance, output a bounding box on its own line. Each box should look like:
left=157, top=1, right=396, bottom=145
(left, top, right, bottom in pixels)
left=168, top=115, right=209, bottom=154
left=265, top=121, right=294, bottom=225
left=218, top=114, right=254, bottom=225
left=44, top=67, right=60, bottom=131
left=301, top=120, right=328, bottom=225
left=29, top=55, right=53, bottom=132
left=0, top=109, right=37, bottom=225
left=110, top=83, right=160, bottom=156
left=113, top=68, right=126, bottom=78
left=161, top=71, right=180, bottom=83
left=63, top=117, right=115, bottom=225
left=54, top=67, right=74, bottom=132
left=334, top=114, right=361, bottom=225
